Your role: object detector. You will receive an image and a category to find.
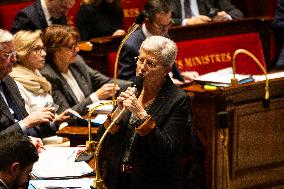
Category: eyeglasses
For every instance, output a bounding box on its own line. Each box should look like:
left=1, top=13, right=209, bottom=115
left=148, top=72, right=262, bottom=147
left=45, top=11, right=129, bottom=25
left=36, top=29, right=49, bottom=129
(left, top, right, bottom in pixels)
left=32, top=46, right=46, bottom=54
left=0, top=51, right=16, bottom=60
left=135, top=56, right=159, bottom=69
left=64, top=42, right=78, bottom=52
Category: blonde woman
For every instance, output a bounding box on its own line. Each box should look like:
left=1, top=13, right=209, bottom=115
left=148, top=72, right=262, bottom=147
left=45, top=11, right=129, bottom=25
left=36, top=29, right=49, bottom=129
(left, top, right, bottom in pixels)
left=10, top=30, right=70, bottom=139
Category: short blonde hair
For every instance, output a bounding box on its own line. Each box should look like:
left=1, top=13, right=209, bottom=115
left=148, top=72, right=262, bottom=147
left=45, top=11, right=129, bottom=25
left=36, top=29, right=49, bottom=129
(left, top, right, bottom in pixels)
left=0, top=29, right=13, bottom=51
left=13, top=30, right=42, bottom=62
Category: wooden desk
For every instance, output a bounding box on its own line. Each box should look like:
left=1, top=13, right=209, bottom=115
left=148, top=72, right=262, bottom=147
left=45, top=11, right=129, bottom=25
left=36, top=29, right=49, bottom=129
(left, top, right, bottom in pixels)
left=57, top=126, right=99, bottom=147
left=79, top=17, right=275, bottom=75
left=184, top=76, right=284, bottom=188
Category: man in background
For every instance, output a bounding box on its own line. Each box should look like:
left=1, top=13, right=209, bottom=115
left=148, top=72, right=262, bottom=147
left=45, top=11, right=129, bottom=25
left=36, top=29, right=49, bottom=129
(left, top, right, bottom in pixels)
left=118, top=0, right=199, bottom=85
left=11, top=0, right=75, bottom=33
left=0, top=131, right=39, bottom=189
left=172, top=0, right=243, bottom=26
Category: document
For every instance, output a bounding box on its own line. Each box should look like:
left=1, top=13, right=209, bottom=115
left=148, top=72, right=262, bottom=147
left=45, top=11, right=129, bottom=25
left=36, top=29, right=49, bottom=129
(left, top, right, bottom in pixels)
left=31, top=147, right=93, bottom=179
left=195, top=67, right=250, bottom=86
left=29, top=178, right=94, bottom=189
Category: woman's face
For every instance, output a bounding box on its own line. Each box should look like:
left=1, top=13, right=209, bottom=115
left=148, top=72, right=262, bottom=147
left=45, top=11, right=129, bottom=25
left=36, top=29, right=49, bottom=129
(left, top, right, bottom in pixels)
left=54, top=39, right=79, bottom=71
left=22, top=39, right=46, bottom=71
left=136, top=49, right=169, bottom=85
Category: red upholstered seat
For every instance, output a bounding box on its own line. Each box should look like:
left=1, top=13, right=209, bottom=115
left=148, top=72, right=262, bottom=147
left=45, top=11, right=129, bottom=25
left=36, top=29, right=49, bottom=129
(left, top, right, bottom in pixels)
left=0, top=1, right=34, bottom=30
left=176, top=32, right=266, bottom=75
left=0, top=0, right=81, bottom=30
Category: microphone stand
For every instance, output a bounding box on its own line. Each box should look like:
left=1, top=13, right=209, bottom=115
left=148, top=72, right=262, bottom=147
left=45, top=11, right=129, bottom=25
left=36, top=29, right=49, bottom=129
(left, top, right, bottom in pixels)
left=89, top=20, right=143, bottom=189
left=112, top=23, right=141, bottom=102
left=86, top=100, right=116, bottom=154
left=231, top=49, right=270, bottom=106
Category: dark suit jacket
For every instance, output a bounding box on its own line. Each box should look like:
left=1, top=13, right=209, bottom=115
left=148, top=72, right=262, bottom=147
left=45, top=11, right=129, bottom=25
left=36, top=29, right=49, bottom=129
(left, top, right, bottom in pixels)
left=76, top=2, right=124, bottom=41
left=104, top=76, right=191, bottom=189
left=40, top=56, right=128, bottom=115
left=172, top=0, right=243, bottom=24
left=118, top=28, right=183, bottom=81
left=11, top=0, right=66, bottom=34
left=0, top=76, right=55, bottom=138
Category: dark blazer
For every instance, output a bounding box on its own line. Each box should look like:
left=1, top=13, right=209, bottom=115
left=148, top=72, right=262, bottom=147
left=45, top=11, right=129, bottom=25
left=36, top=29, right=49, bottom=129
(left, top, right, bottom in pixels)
left=172, top=0, right=243, bottom=24
left=104, top=76, right=191, bottom=189
left=40, top=56, right=128, bottom=115
left=118, top=28, right=183, bottom=81
left=0, top=76, right=55, bottom=138
left=76, top=2, right=124, bottom=41
left=11, top=0, right=66, bottom=34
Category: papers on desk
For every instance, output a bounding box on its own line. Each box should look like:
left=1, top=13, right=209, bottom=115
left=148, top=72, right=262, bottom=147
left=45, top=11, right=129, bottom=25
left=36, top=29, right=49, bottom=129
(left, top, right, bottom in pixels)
left=31, top=147, right=93, bottom=179
left=195, top=67, right=284, bottom=87
left=195, top=67, right=250, bottom=86
left=30, top=178, right=94, bottom=189
left=69, top=111, right=107, bottom=127
left=87, top=100, right=114, bottom=114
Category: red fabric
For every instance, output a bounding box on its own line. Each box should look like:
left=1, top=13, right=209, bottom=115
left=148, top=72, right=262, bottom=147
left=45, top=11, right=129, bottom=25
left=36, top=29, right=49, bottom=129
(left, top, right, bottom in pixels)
left=107, top=52, right=117, bottom=77
left=0, top=1, right=34, bottom=30
left=121, top=0, right=147, bottom=31
left=67, top=0, right=82, bottom=26
left=176, top=33, right=266, bottom=75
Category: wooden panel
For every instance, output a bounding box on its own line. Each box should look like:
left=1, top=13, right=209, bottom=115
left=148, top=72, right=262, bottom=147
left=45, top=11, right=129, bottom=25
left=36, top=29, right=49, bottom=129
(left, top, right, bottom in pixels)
left=229, top=99, right=284, bottom=188
left=188, top=77, right=284, bottom=189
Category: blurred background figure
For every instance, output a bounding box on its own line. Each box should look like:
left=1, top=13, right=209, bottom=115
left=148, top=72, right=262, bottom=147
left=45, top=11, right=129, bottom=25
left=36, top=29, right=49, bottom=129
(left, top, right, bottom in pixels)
left=40, top=25, right=128, bottom=115
left=118, top=0, right=199, bottom=85
left=76, top=0, right=126, bottom=41
left=11, top=0, right=75, bottom=33
left=0, top=131, right=39, bottom=189
left=272, top=0, right=284, bottom=69
left=172, top=0, right=243, bottom=26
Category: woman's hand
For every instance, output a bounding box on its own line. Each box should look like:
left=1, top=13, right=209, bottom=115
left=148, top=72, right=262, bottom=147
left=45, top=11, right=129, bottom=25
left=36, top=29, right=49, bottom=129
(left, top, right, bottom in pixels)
left=118, top=87, right=147, bottom=120
left=54, top=109, right=71, bottom=126
left=95, top=83, right=120, bottom=100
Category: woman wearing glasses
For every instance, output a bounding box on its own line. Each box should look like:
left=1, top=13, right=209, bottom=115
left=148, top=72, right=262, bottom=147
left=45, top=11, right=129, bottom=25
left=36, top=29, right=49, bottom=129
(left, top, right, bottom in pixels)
left=10, top=30, right=70, bottom=139
left=101, top=36, right=190, bottom=189
left=40, top=25, right=128, bottom=115
left=11, top=30, right=50, bottom=113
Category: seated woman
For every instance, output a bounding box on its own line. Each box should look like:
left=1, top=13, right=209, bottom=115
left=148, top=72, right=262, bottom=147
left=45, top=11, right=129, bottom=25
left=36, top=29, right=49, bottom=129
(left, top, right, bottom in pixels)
left=40, top=25, right=128, bottom=116
left=10, top=30, right=70, bottom=141
left=76, top=0, right=126, bottom=41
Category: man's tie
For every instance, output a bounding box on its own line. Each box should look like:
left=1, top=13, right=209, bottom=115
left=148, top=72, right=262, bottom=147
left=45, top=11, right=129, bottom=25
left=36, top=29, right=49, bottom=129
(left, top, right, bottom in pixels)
left=1, top=82, right=24, bottom=120
left=184, top=0, right=191, bottom=18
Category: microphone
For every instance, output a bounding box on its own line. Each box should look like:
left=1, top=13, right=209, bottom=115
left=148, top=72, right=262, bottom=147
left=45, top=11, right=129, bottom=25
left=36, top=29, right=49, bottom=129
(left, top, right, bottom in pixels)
left=116, top=75, right=144, bottom=120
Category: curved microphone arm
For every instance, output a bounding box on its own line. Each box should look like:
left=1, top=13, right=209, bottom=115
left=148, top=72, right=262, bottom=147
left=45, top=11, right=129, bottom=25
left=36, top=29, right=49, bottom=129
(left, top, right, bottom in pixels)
left=86, top=100, right=116, bottom=153
left=112, top=23, right=140, bottom=101
left=231, top=49, right=269, bottom=107
left=93, top=107, right=127, bottom=189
